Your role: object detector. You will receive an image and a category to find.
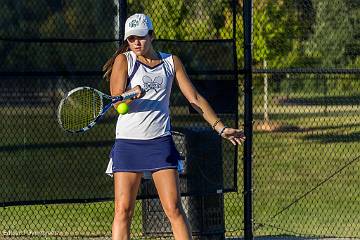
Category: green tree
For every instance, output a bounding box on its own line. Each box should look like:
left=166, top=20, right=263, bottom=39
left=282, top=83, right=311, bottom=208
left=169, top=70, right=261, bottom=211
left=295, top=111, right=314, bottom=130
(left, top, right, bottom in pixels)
left=346, top=0, right=360, bottom=68
left=0, top=1, right=17, bottom=70
left=305, top=1, right=353, bottom=67
left=0, top=0, right=50, bottom=70
left=128, top=0, right=227, bottom=40
left=0, top=1, right=117, bottom=72
left=303, top=0, right=360, bottom=94
left=37, top=1, right=117, bottom=71
left=252, top=0, right=302, bottom=68
left=128, top=0, right=233, bottom=72
left=217, top=1, right=305, bottom=70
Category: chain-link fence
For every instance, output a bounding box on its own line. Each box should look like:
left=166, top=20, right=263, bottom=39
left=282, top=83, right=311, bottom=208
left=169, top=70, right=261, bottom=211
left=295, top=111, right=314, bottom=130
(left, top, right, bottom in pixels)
left=250, top=0, right=360, bottom=238
left=1, top=0, right=360, bottom=239
left=1, top=0, right=238, bottom=239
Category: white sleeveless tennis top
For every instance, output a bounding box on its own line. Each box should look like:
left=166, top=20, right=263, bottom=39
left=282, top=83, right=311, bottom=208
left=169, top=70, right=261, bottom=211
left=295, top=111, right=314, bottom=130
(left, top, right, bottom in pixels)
left=115, top=51, right=175, bottom=140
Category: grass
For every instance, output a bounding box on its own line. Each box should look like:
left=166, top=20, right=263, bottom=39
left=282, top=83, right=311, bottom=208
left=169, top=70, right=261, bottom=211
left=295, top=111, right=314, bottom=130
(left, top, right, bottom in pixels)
left=252, top=132, right=360, bottom=237
left=1, top=92, right=360, bottom=239
left=247, top=93, right=360, bottom=237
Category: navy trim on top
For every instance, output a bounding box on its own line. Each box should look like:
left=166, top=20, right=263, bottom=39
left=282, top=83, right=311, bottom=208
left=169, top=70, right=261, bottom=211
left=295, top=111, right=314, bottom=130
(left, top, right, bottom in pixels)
left=127, top=52, right=164, bottom=86
left=127, top=61, right=140, bottom=85
left=135, top=60, right=164, bottom=69
left=135, top=51, right=164, bottom=69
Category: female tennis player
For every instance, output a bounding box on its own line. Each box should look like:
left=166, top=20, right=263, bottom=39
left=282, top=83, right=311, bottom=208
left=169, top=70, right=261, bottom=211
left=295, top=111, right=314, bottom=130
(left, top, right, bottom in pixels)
left=103, top=13, right=245, bottom=240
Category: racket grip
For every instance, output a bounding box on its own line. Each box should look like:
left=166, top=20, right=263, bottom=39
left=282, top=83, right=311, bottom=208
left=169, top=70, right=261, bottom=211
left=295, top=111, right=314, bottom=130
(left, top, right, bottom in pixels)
left=121, top=91, right=138, bottom=100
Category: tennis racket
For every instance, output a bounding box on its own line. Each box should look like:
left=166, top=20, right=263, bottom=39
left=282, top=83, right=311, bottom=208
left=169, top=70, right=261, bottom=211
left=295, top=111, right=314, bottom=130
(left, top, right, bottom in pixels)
left=57, top=86, right=141, bottom=133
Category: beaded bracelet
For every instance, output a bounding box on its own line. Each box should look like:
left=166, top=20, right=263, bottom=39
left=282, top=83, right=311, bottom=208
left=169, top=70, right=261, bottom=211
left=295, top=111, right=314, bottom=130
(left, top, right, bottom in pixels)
left=212, top=119, right=221, bottom=130
left=219, top=126, right=228, bottom=136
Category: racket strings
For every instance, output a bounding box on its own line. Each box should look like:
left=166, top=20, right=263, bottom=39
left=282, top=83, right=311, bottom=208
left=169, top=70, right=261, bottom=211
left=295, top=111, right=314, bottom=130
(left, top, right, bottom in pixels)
left=59, top=88, right=102, bottom=132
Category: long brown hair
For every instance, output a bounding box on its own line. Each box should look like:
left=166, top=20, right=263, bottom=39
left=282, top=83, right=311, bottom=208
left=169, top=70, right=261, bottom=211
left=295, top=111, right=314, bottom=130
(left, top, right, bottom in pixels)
left=102, top=41, right=129, bottom=81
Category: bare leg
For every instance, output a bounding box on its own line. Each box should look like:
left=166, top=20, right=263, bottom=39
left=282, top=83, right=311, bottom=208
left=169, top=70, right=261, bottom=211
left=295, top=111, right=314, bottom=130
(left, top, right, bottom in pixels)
left=112, top=172, right=142, bottom=240
left=152, top=169, right=192, bottom=240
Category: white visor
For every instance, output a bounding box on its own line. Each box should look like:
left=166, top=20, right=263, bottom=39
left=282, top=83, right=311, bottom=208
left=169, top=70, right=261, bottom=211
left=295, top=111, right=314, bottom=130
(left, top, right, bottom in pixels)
left=124, top=13, right=153, bottom=40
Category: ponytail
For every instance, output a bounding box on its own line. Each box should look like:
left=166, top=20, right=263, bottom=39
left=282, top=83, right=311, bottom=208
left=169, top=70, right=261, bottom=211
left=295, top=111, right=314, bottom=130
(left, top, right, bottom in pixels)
left=102, top=41, right=129, bottom=81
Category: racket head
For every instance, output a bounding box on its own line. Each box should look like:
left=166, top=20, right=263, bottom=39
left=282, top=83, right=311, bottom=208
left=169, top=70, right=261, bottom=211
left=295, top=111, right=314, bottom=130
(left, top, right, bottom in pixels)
left=57, top=87, right=104, bottom=133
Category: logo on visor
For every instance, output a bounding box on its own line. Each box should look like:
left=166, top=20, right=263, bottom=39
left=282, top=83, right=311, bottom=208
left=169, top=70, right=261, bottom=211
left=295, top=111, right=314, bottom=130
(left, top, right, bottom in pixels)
left=129, top=19, right=139, bottom=28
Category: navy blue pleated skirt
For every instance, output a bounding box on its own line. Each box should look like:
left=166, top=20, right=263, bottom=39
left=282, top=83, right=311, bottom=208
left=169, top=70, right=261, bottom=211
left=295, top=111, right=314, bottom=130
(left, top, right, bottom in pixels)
left=109, top=135, right=182, bottom=173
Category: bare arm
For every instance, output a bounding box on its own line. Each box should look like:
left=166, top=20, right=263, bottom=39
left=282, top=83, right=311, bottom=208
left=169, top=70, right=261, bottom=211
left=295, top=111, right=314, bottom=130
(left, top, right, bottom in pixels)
left=173, top=55, right=245, bottom=145
left=109, top=54, right=142, bottom=107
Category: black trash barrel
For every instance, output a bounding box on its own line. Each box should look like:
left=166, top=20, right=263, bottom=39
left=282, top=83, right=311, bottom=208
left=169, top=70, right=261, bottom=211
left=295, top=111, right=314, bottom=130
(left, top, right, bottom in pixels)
left=141, top=128, right=225, bottom=239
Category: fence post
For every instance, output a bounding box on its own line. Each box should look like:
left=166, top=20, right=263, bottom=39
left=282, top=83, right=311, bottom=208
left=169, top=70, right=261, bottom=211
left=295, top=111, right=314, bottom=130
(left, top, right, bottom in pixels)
left=231, top=0, right=239, bottom=190
left=118, top=0, right=127, bottom=41
left=243, top=0, right=254, bottom=239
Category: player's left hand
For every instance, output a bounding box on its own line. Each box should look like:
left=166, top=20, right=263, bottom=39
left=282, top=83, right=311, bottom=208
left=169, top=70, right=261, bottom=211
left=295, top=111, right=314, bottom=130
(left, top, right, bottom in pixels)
left=131, top=85, right=146, bottom=99
left=220, top=128, right=245, bottom=145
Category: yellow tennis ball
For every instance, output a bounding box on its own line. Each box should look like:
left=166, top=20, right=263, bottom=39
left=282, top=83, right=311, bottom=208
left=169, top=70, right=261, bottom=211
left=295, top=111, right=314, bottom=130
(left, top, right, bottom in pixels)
left=116, top=103, right=129, bottom=115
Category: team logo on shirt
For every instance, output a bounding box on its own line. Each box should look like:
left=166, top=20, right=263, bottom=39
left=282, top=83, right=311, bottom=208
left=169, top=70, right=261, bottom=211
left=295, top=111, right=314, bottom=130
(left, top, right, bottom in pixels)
left=142, top=76, right=163, bottom=93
